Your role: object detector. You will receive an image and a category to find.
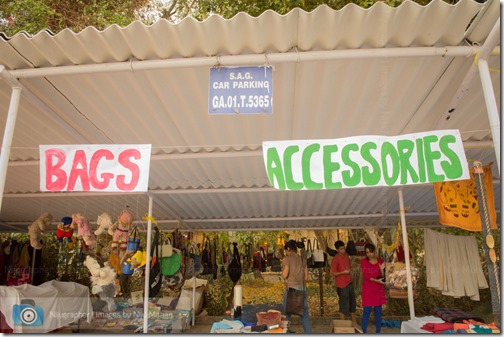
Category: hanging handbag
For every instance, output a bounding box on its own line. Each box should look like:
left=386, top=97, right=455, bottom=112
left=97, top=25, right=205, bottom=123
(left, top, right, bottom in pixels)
left=269, top=244, right=282, bottom=272
left=259, top=247, right=267, bottom=272
left=201, top=238, right=213, bottom=275
left=312, top=239, right=327, bottom=268
left=228, top=242, right=242, bottom=283
left=149, top=228, right=162, bottom=298
left=306, top=239, right=315, bottom=268
left=346, top=240, right=357, bottom=256
left=161, top=247, right=182, bottom=276
left=324, top=237, right=337, bottom=257
left=184, top=242, right=202, bottom=278
left=126, top=226, right=140, bottom=252
left=160, top=237, right=173, bottom=258
left=355, top=235, right=369, bottom=256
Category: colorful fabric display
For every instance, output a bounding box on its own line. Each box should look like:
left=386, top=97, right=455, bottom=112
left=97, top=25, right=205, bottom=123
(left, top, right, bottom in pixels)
left=421, top=322, right=454, bottom=333
left=434, top=307, right=484, bottom=323
left=433, top=163, right=497, bottom=231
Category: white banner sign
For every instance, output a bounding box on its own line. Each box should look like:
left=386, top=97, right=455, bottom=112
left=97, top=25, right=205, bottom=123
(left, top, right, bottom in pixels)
left=40, top=144, right=152, bottom=192
left=263, top=130, right=469, bottom=190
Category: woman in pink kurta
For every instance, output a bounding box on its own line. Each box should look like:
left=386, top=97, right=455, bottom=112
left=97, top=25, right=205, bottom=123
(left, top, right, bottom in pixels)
left=360, top=243, right=386, bottom=333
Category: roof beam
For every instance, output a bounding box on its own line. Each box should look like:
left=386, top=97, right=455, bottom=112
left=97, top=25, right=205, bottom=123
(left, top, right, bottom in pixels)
left=8, top=46, right=498, bottom=79
left=2, top=176, right=500, bottom=198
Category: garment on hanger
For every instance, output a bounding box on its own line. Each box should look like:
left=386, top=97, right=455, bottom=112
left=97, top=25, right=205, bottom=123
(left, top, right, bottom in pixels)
left=424, top=229, right=488, bottom=300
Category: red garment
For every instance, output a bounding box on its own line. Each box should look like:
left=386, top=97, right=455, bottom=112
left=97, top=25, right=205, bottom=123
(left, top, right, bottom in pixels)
left=361, top=258, right=386, bottom=307
left=421, top=322, right=454, bottom=333
left=331, top=253, right=351, bottom=288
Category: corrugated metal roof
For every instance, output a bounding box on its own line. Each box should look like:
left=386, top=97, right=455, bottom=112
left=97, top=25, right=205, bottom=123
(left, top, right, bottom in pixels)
left=0, top=0, right=500, bottom=232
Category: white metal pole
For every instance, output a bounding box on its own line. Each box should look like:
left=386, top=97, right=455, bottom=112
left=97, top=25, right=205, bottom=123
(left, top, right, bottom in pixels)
left=398, top=188, right=415, bottom=319
left=477, top=59, right=500, bottom=174
left=0, top=86, right=22, bottom=213
left=192, top=274, right=196, bottom=326
left=9, top=46, right=495, bottom=79
left=437, top=17, right=500, bottom=127
left=143, top=195, right=153, bottom=333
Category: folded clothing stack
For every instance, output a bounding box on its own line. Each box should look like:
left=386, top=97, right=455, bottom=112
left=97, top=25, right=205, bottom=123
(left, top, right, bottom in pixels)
left=433, top=308, right=484, bottom=324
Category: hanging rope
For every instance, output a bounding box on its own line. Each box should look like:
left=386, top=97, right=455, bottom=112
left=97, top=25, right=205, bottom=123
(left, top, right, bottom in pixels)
left=474, top=161, right=500, bottom=307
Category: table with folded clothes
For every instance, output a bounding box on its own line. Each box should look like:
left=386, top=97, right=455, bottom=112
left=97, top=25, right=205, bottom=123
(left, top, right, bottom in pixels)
left=210, top=304, right=287, bottom=333
left=401, top=308, right=500, bottom=334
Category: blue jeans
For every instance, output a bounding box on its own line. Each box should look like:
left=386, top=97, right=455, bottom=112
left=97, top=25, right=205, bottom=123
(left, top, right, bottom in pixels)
left=283, top=287, right=312, bottom=333
left=362, top=305, right=382, bottom=333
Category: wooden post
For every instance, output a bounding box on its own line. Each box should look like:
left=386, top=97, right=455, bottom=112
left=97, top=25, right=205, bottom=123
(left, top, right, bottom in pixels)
left=319, top=268, right=324, bottom=316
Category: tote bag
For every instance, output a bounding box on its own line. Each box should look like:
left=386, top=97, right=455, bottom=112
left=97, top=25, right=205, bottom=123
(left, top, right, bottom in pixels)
left=201, top=238, right=213, bottom=275
left=185, top=243, right=202, bottom=278
left=149, top=228, right=162, bottom=297
left=312, top=239, right=327, bottom=268
left=306, top=240, right=315, bottom=268
left=126, top=226, right=140, bottom=252
left=160, top=237, right=173, bottom=258
left=161, top=248, right=182, bottom=276
left=228, top=242, right=242, bottom=283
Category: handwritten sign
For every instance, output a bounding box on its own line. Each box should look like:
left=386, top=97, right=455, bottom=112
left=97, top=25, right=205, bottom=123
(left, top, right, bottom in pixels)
left=40, top=144, right=152, bottom=192
left=263, top=130, right=469, bottom=190
left=209, top=66, right=273, bottom=114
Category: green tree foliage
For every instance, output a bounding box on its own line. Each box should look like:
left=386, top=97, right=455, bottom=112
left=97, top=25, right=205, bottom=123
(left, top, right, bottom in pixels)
left=1, top=0, right=467, bottom=36
left=0, top=0, right=150, bottom=36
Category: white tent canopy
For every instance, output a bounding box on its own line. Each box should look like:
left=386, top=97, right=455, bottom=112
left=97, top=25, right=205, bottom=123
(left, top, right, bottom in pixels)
left=0, top=0, right=500, bottom=234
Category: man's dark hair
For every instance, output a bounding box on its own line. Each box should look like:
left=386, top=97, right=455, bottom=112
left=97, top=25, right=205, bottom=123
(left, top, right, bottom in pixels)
left=335, top=240, right=345, bottom=249
left=284, top=239, right=298, bottom=252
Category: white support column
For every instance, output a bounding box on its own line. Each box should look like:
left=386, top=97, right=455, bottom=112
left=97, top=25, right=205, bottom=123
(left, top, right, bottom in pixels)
left=143, top=195, right=153, bottom=333
left=398, top=188, right=415, bottom=319
left=0, top=86, right=22, bottom=213
left=478, top=59, right=500, bottom=173
left=192, top=274, right=196, bottom=326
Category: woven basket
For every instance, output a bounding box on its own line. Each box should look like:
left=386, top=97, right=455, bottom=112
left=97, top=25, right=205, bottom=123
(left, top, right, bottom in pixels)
left=389, top=288, right=415, bottom=299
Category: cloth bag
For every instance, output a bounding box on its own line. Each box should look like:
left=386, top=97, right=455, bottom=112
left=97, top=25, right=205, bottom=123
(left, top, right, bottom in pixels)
left=200, top=238, right=213, bottom=275
left=185, top=242, right=202, bottom=278
left=285, top=288, right=304, bottom=316
left=126, top=226, right=140, bottom=252
left=123, top=226, right=140, bottom=275
left=160, top=237, right=173, bottom=258
left=268, top=244, right=282, bottom=272
left=228, top=242, right=242, bottom=283
left=312, top=239, right=327, bottom=268
left=161, top=248, right=182, bottom=276
left=149, top=228, right=162, bottom=297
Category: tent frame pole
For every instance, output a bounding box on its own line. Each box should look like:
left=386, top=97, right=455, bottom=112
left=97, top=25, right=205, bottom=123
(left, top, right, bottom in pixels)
left=143, top=195, right=154, bottom=333
left=0, top=86, right=22, bottom=213
left=398, top=188, right=415, bottom=319
left=477, top=59, right=500, bottom=173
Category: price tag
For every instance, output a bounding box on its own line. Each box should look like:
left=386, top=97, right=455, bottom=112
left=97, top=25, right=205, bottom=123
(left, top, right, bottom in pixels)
left=131, top=290, right=143, bottom=305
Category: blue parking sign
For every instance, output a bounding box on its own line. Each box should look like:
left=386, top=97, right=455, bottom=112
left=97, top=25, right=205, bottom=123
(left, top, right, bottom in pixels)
left=209, top=66, right=273, bottom=114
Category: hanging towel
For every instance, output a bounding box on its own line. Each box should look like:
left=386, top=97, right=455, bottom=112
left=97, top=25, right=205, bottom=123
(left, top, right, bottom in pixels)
left=424, top=229, right=488, bottom=300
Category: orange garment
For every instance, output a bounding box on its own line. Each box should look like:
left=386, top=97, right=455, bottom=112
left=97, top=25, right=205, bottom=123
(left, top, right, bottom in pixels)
left=453, top=323, right=470, bottom=331
left=433, top=163, right=497, bottom=231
